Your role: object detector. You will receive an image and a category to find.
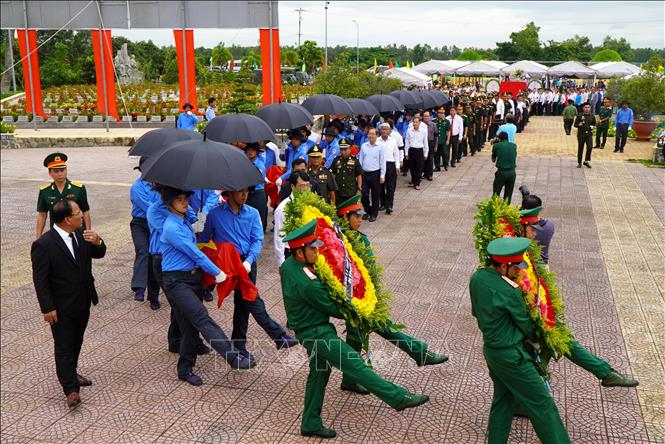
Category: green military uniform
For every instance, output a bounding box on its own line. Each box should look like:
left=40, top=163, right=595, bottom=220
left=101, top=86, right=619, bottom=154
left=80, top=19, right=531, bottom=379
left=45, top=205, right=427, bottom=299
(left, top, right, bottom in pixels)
left=574, top=113, right=595, bottom=167
left=480, top=102, right=490, bottom=145
left=434, top=118, right=450, bottom=171
left=460, top=112, right=471, bottom=158
left=470, top=238, right=570, bottom=444
left=37, top=153, right=90, bottom=227
left=280, top=220, right=428, bottom=437
left=307, top=145, right=338, bottom=204
left=330, top=150, right=362, bottom=206
left=473, top=104, right=483, bottom=152
left=562, top=104, right=577, bottom=135
left=491, top=140, right=517, bottom=203
left=595, top=105, right=612, bottom=148
left=333, top=196, right=445, bottom=393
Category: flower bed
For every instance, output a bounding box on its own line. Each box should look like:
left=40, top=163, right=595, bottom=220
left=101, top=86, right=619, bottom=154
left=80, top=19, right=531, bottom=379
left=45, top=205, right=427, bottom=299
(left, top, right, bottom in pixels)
left=0, top=82, right=313, bottom=120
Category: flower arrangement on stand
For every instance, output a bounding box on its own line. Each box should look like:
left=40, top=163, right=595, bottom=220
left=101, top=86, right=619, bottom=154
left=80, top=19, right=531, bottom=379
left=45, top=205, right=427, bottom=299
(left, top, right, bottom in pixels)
left=473, top=196, right=573, bottom=381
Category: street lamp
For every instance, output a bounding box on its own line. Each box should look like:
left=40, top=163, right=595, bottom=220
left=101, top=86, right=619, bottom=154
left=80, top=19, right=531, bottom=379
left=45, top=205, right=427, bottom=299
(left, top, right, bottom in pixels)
left=352, top=20, right=359, bottom=74
left=324, top=1, right=330, bottom=69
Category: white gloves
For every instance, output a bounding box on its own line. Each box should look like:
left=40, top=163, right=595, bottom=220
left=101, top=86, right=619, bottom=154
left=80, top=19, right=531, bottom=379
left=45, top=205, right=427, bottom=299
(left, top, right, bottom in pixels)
left=214, top=271, right=227, bottom=283
left=191, top=220, right=205, bottom=233
left=526, top=339, right=541, bottom=353
left=187, top=111, right=193, bottom=116
left=275, top=178, right=283, bottom=187
left=243, top=261, right=251, bottom=273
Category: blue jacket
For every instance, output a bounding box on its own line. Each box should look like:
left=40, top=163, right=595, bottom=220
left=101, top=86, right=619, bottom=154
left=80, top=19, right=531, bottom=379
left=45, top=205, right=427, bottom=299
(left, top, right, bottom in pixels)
left=177, top=112, right=199, bottom=130
left=279, top=142, right=309, bottom=181
left=198, top=203, right=264, bottom=265
left=130, top=178, right=160, bottom=219
left=160, top=212, right=220, bottom=275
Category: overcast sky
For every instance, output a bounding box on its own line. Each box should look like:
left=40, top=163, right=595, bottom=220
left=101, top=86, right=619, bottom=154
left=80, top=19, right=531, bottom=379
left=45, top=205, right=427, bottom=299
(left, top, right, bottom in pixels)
left=113, top=1, right=664, bottom=50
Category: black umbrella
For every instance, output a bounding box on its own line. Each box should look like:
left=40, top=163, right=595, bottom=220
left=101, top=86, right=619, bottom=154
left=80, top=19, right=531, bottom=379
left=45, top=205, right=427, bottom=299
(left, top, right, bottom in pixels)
left=301, top=94, right=354, bottom=115
left=365, top=94, right=405, bottom=113
left=128, top=128, right=202, bottom=157
left=345, top=98, right=380, bottom=116
left=256, top=102, right=314, bottom=130
left=140, top=137, right=263, bottom=191
left=389, top=90, right=423, bottom=110
left=414, top=90, right=441, bottom=109
left=427, top=89, right=451, bottom=106
left=203, top=113, right=275, bottom=143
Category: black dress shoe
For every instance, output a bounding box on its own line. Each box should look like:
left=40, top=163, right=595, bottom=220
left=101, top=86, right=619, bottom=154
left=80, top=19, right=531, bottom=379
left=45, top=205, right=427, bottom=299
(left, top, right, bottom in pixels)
left=197, top=344, right=211, bottom=355
left=577, top=163, right=582, bottom=168
left=444, top=166, right=448, bottom=171
left=385, top=208, right=392, bottom=215
left=378, top=206, right=386, bottom=211
left=368, top=216, right=377, bottom=222
left=302, top=428, right=336, bottom=439
left=362, top=214, right=369, bottom=220
left=426, top=177, right=432, bottom=181
left=583, top=162, right=592, bottom=168
left=178, top=371, right=203, bottom=386
left=450, top=164, right=456, bottom=168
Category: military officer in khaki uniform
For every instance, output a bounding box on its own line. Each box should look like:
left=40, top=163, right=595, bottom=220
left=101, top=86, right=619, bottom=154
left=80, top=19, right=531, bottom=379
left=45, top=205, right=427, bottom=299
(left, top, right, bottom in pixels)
left=280, top=219, right=430, bottom=439
left=306, top=145, right=338, bottom=205
left=329, top=138, right=362, bottom=206
left=36, top=153, right=91, bottom=239
left=470, top=237, right=571, bottom=444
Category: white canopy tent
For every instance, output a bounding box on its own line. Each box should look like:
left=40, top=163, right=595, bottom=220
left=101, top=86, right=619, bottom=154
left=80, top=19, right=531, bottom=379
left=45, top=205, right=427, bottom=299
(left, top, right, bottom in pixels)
left=455, top=61, right=502, bottom=76
left=483, top=60, right=509, bottom=70
left=501, top=60, right=548, bottom=78
left=591, top=61, right=642, bottom=78
left=547, top=61, right=596, bottom=78
left=383, top=67, right=432, bottom=87
left=412, top=60, right=470, bottom=75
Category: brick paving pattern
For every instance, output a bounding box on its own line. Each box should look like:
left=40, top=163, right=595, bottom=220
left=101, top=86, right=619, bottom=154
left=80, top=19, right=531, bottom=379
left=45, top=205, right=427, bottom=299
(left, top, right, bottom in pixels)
left=1, top=117, right=663, bottom=443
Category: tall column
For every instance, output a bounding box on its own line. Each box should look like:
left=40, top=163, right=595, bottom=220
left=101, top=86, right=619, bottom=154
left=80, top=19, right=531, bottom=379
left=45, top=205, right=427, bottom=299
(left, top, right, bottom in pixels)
left=91, top=30, right=119, bottom=121
left=259, top=28, right=282, bottom=106
left=173, top=29, right=197, bottom=112
left=16, top=29, right=45, bottom=119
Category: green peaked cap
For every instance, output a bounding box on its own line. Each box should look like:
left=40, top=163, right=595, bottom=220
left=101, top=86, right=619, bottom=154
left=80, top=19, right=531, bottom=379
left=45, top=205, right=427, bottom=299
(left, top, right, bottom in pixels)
left=282, top=219, right=324, bottom=248
left=487, top=237, right=531, bottom=266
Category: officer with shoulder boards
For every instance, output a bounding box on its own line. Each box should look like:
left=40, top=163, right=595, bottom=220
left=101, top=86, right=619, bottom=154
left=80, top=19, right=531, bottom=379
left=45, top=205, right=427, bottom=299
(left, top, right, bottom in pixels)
left=36, top=152, right=91, bottom=239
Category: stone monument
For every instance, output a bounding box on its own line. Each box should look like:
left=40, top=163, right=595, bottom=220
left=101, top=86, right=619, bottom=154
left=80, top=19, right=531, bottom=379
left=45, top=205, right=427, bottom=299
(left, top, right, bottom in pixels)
left=114, top=43, right=144, bottom=84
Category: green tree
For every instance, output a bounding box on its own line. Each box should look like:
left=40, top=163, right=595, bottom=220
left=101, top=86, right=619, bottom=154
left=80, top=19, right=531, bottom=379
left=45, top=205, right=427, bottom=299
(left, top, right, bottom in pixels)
left=411, top=44, right=427, bottom=65
left=496, top=22, right=541, bottom=61
left=298, top=40, right=323, bottom=73
left=458, top=49, right=482, bottom=61
left=313, top=62, right=399, bottom=98
left=592, top=49, right=622, bottom=62
left=561, top=35, right=593, bottom=61
left=162, top=48, right=179, bottom=84
left=224, top=66, right=258, bottom=114
left=281, top=49, right=300, bottom=66
left=602, top=36, right=634, bottom=61
left=211, top=44, right=233, bottom=67
left=607, top=71, right=665, bottom=120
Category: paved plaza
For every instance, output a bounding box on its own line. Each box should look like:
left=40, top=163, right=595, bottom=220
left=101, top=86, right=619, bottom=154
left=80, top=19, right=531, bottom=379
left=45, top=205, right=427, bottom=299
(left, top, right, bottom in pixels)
left=1, top=117, right=663, bottom=443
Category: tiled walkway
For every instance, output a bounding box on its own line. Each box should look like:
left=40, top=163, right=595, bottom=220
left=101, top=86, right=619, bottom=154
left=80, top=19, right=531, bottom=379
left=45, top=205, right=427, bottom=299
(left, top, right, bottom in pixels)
left=1, top=117, right=663, bottom=443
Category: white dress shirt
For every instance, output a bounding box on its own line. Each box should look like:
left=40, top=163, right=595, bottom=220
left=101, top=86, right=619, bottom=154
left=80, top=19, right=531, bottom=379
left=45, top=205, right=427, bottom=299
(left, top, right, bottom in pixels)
left=273, top=195, right=292, bottom=266
left=359, top=141, right=387, bottom=179
left=378, top=135, right=401, bottom=168
left=390, top=128, right=404, bottom=150
left=495, top=99, right=505, bottom=119
left=53, top=224, right=77, bottom=259
left=404, top=126, right=429, bottom=158
left=446, top=115, right=464, bottom=141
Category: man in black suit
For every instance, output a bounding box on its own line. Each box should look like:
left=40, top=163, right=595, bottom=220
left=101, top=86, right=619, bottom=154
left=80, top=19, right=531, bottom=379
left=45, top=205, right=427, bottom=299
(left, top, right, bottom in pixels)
left=31, top=199, right=106, bottom=408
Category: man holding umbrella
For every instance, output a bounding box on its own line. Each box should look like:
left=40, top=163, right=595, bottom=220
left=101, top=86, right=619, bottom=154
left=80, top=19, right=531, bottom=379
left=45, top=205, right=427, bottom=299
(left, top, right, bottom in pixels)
left=243, top=143, right=269, bottom=231
left=129, top=158, right=161, bottom=308
left=159, top=186, right=254, bottom=385
left=320, top=127, right=340, bottom=169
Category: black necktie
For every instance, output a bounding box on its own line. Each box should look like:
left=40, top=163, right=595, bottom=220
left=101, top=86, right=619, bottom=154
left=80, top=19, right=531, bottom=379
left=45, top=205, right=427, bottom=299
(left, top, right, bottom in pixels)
left=69, top=232, right=80, bottom=263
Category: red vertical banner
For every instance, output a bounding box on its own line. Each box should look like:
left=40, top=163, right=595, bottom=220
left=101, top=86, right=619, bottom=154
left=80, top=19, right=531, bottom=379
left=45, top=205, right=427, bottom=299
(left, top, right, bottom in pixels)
left=173, top=29, right=198, bottom=112
left=16, top=29, right=46, bottom=118
left=91, top=30, right=119, bottom=120
left=259, top=28, right=283, bottom=106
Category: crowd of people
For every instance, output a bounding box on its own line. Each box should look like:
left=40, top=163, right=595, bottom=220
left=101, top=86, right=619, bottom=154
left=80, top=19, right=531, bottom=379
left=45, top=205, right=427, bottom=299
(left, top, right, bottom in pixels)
left=29, top=86, right=639, bottom=440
